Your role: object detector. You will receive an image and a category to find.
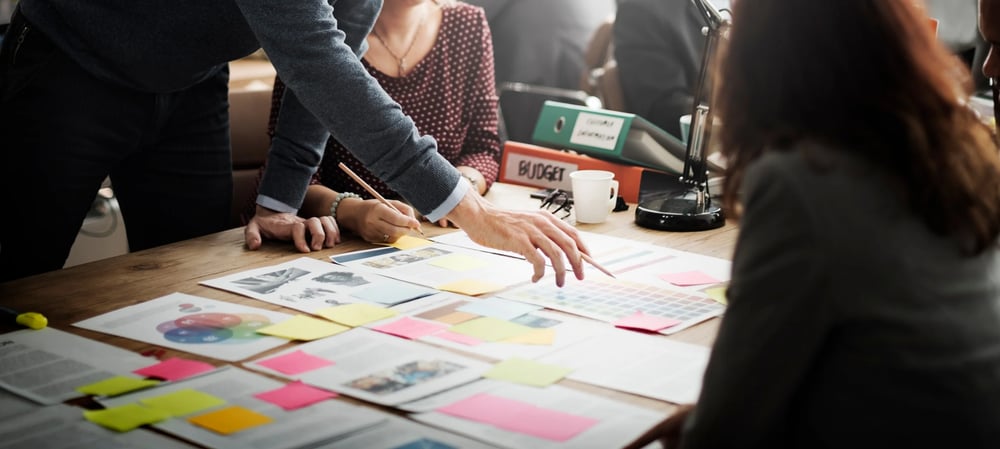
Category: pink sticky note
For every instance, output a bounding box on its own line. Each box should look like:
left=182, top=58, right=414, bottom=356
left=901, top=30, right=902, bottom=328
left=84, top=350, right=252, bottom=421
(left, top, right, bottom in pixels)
left=257, top=350, right=334, bottom=375
left=499, top=405, right=600, bottom=442
left=253, top=381, right=337, bottom=410
left=435, top=331, right=484, bottom=346
left=437, top=393, right=599, bottom=442
left=372, top=316, right=448, bottom=340
left=659, top=270, right=721, bottom=287
left=134, top=357, right=215, bottom=381
left=613, top=311, right=681, bottom=332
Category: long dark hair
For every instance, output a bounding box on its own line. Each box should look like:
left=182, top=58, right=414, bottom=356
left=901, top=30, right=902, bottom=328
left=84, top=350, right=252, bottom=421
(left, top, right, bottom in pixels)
left=716, top=0, right=1000, bottom=254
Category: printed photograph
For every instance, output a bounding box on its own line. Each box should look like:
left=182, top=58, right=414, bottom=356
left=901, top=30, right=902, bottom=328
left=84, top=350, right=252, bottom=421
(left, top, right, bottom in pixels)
left=344, top=360, right=465, bottom=396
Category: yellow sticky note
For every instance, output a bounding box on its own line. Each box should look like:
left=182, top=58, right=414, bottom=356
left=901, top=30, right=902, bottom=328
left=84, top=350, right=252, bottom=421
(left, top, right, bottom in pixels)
left=140, top=389, right=227, bottom=417
left=428, top=253, right=490, bottom=271
left=256, top=315, right=351, bottom=341
left=448, top=317, right=533, bottom=342
left=188, top=406, right=273, bottom=435
left=484, top=357, right=573, bottom=387
left=83, top=403, right=171, bottom=432
left=316, top=303, right=397, bottom=327
left=389, top=235, right=434, bottom=250
left=77, top=376, right=161, bottom=397
left=704, top=286, right=728, bottom=305
left=501, top=328, right=557, bottom=345
left=436, top=279, right=505, bottom=296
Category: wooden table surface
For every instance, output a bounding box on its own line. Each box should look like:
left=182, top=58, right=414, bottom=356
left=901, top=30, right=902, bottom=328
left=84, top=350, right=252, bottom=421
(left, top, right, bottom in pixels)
left=0, top=182, right=739, bottom=419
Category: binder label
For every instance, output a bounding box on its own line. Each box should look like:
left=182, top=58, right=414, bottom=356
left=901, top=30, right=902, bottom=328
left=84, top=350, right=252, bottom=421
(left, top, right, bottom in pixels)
left=570, top=112, right=625, bottom=151
left=502, top=152, right=576, bottom=190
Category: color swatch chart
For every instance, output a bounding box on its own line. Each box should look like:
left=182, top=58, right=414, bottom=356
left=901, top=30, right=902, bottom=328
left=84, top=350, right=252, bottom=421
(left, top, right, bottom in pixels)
left=498, top=277, right=724, bottom=335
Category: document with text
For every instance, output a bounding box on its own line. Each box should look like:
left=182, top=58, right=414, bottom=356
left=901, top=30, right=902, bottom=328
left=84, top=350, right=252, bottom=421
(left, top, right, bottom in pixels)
left=0, top=327, right=153, bottom=404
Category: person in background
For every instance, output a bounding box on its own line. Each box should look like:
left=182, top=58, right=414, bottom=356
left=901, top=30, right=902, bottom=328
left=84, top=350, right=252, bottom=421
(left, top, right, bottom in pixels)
left=261, top=0, right=500, bottom=242
left=0, top=0, right=588, bottom=286
left=980, top=0, right=1000, bottom=125
left=626, top=0, right=1000, bottom=447
left=465, top=0, right=616, bottom=89
left=613, top=0, right=719, bottom=137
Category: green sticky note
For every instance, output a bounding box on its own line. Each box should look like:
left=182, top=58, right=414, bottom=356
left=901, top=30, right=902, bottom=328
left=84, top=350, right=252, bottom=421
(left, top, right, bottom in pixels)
left=428, top=253, right=490, bottom=271
left=256, top=315, right=351, bottom=341
left=483, top=357, right=573, bottom=387
left=188, top=405, right=273, bottom=435
left=76, top=376, right=161, bottom=397
left=448, top=317, right=533, bottom=342
left=704, top=286, right=728, bottom=305
left=83, top=403, right=171, bottom=432
left=140, top=389, right=226, bottom=417
left=316, top=303, right=397, bottom=327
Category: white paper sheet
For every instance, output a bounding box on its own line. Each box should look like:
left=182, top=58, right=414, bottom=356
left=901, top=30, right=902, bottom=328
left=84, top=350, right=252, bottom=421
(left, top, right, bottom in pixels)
left=0, top=383, right=41, bottom=417
left=0, top=327, right=154, bottom=404
left=244, top=328, right=491, bottom=406
left=74, top=293, right=291, bottom=362
left=201, top=257, right=437, bottom=312
left=98, top=366, right=385, bottom=449
left=408, top=380, right=664, bottom=449
left=0, top=403, right=197, bottom=449
left=434, top=230, right=732, bottom=292
left=537, top=329, right=710, bottom=404
left=392, top=293, right=614, bottom=362
left=332, top=243, right=536, bottom=292
left=318, top=413, right=502, bottom=449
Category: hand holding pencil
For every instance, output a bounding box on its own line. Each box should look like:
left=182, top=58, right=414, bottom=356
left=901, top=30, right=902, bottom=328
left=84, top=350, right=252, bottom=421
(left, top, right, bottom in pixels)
left=338, top=163, right=425, bottom=239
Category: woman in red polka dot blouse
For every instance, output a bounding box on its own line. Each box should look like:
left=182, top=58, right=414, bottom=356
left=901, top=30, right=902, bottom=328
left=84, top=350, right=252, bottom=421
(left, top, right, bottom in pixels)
left=261, top=0, right=501, bottom=244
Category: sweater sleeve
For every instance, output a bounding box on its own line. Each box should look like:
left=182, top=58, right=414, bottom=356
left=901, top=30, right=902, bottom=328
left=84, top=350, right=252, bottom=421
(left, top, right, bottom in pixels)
left=679, top=156, right=833, bottom=448
left=235, top=0, right=463, bottom=215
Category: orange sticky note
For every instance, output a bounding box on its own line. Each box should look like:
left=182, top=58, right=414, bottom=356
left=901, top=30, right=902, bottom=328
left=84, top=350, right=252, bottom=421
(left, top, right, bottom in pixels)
left=188, top=406, right=273, bottom=435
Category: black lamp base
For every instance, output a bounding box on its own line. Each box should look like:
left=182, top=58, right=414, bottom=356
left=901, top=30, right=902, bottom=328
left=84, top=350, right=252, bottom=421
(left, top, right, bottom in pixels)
left=635, top=190, right=725, bottom=232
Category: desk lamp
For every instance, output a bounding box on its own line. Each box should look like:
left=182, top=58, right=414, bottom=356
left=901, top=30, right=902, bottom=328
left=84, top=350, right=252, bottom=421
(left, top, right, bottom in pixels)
left=634, top=0, right=728, bottom=231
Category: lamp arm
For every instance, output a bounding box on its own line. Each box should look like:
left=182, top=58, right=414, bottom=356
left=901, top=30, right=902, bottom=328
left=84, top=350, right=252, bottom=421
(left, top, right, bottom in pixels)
left=680, top=0, right=728, bottom=197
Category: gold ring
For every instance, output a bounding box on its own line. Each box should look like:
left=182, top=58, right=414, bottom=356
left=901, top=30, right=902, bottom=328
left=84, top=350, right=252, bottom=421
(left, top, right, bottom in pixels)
left=382, top=233, right=390, bottom=242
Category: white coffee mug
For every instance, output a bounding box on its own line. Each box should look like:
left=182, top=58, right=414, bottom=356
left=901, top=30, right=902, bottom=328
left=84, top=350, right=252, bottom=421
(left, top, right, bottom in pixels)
left=570, top=170, right=619, bottom=224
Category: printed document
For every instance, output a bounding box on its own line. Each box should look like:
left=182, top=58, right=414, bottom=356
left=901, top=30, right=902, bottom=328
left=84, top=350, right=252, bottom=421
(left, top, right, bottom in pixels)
left=0, top=327, right=152, bottom=404
left=74, top=293, right=292, bottom=362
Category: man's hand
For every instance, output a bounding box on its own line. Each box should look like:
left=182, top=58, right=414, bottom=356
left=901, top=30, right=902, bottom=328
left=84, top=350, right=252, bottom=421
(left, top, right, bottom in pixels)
left=445, top=190, right=590, bottom=287
left=245, top=205, right=341, bottom=252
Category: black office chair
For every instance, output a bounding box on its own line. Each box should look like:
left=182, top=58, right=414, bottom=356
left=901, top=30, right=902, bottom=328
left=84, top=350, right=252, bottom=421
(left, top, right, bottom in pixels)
left=496, top=82, right=601, bottom=144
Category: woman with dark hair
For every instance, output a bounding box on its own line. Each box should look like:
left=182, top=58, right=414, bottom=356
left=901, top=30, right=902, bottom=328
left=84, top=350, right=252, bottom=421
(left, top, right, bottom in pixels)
left=627, top=1, right=1000, bottom=448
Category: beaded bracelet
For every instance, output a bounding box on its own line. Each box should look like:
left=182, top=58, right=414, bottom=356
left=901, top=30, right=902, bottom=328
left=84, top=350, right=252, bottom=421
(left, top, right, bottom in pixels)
left=329, top=192, right=361, bottom=220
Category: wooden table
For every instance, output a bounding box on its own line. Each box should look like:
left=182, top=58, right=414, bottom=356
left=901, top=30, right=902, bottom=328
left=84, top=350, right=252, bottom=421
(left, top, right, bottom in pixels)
left=0, top=182, right=739, bottom=423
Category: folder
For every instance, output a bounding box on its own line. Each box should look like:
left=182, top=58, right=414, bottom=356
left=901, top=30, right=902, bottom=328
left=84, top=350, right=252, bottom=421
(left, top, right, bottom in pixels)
left=498, top=141, right=680, bottom=203
left=531, top=101, right=689, bottom=175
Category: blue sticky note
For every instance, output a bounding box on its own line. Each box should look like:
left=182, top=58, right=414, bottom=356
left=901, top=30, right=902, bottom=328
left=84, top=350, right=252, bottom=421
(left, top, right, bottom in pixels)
left=350, top=282, right=435, bottom=306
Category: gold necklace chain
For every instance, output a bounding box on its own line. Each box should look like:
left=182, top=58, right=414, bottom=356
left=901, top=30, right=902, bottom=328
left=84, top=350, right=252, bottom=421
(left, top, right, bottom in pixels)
left=371, top=11, right=429, bottom=77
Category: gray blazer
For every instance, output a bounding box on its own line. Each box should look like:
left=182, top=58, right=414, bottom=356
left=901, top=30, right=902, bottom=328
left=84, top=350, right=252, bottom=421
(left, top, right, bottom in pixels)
left=681, top=143, right=1000, bottom=448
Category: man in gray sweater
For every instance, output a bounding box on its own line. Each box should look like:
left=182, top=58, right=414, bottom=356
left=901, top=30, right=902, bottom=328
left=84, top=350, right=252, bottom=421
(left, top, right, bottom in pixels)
left=0, top=0, right=589, bottom=285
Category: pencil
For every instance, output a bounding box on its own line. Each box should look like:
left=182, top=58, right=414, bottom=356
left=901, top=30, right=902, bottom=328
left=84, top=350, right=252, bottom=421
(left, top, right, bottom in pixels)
left=582, top=253, right=616, bottom=278
left=338, top=162, right=425, bottom=236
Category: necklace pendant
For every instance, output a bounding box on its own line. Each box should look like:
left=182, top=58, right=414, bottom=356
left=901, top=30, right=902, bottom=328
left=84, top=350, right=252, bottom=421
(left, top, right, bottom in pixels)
left=398, top=58, right=406, bottom=77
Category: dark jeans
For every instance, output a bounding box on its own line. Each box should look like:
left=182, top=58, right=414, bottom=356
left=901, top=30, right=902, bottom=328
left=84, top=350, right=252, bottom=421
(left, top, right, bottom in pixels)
left=0, top=9, right=233, bottom=282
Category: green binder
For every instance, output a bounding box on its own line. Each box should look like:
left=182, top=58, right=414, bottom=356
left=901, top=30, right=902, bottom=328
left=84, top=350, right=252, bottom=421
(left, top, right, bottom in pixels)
left=531, top=101, right=688, bottom=175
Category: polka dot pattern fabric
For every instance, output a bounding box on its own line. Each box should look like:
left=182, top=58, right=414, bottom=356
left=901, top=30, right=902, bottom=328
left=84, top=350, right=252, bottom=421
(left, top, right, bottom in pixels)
left=271, top=2, right=500, bottom=204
